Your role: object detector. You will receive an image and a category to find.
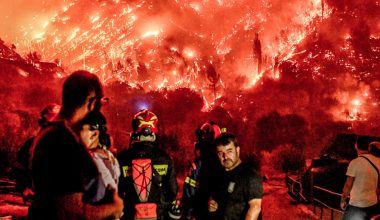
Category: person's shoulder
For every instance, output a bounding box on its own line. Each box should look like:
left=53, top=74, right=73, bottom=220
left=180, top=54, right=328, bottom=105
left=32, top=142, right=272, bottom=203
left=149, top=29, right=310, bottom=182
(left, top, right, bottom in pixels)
left=365, top=154, right=379, bottom=160
left=241, top=162, right=259, bottom=172
left=240, top=163, right=261, bottom=178
left=363, top=154, right=380, bottom=166
left=34, top=121, right=78, bottom=151
left=117, top=147, right=133, bottom=161
left=154, top=147, right=170, bottom=156
left=349, top=156, right=369, bottom=168
left=38, top=121, right=71, bottom=138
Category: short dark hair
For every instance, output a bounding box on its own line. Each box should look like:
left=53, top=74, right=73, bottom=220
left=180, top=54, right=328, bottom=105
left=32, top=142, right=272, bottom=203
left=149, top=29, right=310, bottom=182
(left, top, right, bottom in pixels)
left=81, top=111, right=107, bottom=130
left=215, top=133, right=239, bottom=148
left=61, top=70, right=103, bottom=117
left=356, top=135, right=373, bottom=151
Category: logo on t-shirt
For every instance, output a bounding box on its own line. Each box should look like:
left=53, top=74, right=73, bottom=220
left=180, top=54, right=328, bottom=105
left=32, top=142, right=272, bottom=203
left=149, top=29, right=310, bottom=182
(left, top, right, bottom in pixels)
left=228, top=182, right=235, bottom=193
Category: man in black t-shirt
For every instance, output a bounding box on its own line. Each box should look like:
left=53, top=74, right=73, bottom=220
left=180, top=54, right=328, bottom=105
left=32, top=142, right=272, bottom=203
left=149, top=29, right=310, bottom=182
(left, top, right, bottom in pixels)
left=29, top=70, right=123, bottom=220
left=208, top=133, right=262, bottom=220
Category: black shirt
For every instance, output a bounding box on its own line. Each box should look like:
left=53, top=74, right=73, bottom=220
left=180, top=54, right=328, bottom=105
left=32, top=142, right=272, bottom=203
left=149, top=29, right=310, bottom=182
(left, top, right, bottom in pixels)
left=15, top=137, right=34, bottom=191
left=182, top=146, right=224, bottom=220
left=211, top=163, right=262, bottom=220
left=29, top=121, right=98, bottom=219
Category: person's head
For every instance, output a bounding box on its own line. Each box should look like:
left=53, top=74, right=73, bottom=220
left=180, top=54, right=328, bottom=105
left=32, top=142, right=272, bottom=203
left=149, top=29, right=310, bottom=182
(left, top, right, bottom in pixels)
left=215, top=133, right=241, bottom=171
left=195, top=122, right=221, bottom=144
left=131, top=109, right=158, bottom=143
left=195, top=121, right=221, bottom=156
left=37, top=103, right=60, bottom=128
left=60, top=70, right=105, bottom=120
left=79, top=111, right=110, bottom=150
left=355, top=135, right=373, bottom=153
left=369, top=141, right=380, bottom=158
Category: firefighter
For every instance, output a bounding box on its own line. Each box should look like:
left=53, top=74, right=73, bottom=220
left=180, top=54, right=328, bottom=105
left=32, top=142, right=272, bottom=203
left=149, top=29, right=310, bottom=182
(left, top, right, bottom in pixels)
left=118, top=109, right=179, bottom=220
left=181, top=122, right=224, bottom=220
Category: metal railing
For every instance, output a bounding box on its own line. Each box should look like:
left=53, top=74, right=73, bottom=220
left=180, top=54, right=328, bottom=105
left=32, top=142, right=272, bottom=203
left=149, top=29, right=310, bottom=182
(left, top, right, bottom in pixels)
left=285, top=175, right=308, bottom=202
left=312, top=185, right=344, bottom=220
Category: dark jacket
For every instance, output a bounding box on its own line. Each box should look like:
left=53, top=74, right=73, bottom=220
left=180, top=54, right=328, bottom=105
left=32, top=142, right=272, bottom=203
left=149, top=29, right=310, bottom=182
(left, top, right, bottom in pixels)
left=118, top=141, right=178, bottom=220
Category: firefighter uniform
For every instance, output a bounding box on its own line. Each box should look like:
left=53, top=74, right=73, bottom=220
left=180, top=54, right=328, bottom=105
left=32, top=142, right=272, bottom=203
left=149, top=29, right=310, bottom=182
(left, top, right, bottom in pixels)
left=181, top=122, right=223, bottom=220
left=118, top=141, right=178, bottom=220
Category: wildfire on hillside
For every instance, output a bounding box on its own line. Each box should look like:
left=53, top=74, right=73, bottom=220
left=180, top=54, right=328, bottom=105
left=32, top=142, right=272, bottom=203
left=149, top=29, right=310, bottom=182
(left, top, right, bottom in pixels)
left=3, top=0, right=325, bottom=103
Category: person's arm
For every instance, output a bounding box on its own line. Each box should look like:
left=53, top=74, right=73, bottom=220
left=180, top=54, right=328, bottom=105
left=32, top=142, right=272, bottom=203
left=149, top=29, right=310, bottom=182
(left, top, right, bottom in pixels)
left=340, top=176, right=354, bottom=210
left=56, top=189, right=123, bottom=220
left=245, top=169, right=263, bottom=220
left=245, top=198, right=262, bottom=220
left=165, top=158, right=179, bottom=203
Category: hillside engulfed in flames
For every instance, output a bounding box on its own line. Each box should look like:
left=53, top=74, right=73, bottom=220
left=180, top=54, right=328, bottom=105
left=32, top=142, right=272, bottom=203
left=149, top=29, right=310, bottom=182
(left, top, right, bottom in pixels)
left=1, top=0, right=380, bottom=173
left=12, top=0, right=324, bottom=104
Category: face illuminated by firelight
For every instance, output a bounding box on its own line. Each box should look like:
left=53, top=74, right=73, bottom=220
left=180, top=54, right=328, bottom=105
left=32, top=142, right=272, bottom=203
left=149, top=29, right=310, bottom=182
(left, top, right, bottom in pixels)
left=80, top=124, right=100, bottom=149
left=216, top=142, right=241, bottom=171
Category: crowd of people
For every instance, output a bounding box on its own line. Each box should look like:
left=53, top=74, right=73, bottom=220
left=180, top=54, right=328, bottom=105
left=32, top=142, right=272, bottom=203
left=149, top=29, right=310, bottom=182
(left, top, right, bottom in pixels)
left=13, top=69, right=380, bottom=220
left=14, top=70, right=263, bottom=220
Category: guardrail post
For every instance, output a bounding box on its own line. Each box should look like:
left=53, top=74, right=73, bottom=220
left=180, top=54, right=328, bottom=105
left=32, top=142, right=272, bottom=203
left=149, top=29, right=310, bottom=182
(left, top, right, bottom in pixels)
left=320, top=206, right=323, bottom=219
left=312, top=185, right=345, bottom=220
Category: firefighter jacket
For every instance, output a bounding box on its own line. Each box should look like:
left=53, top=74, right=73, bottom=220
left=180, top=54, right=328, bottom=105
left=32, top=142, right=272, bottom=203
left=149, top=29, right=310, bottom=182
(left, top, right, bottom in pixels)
left=181, top=142, right=223, bottom=219
left=118, top=141, right=178, bottom=220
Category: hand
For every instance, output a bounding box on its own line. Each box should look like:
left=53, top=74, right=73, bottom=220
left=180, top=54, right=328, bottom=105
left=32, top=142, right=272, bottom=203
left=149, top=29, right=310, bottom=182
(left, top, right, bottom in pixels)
left=340, top=197, right=347, bottom=210
left=107, top=185, right=124, bottom=218
left=208, top=198, right=218, bottom=212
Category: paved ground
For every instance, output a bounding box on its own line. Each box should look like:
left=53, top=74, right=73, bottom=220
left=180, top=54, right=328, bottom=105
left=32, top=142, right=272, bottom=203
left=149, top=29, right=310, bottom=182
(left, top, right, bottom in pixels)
left=262, top=175, right=319, bottom=220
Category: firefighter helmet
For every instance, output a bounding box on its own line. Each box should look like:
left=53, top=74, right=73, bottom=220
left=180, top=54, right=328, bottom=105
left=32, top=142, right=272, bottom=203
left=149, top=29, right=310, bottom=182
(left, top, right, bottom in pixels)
left=132, top=109, right=159, bottom=141
left=195, top=121, right=221, bottom=143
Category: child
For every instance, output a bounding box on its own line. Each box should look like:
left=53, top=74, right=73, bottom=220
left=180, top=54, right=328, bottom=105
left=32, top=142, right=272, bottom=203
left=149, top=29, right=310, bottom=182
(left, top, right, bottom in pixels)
left=79, top=111, right=121, bottom=204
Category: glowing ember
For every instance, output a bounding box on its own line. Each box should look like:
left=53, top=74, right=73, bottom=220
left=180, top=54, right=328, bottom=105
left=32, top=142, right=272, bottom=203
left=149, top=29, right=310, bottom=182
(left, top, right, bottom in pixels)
left=351, top=99, right=361, bottom=106
left=0, top=0, right=326, bottom=106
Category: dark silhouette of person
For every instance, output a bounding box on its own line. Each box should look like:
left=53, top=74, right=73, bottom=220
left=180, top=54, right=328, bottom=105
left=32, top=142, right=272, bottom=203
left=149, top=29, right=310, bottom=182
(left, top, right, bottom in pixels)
left=15, top=103, right=60, bottom=203
left=181, top=122, right=223, bottom=220
left=29, top=70, right=123, bottom=220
